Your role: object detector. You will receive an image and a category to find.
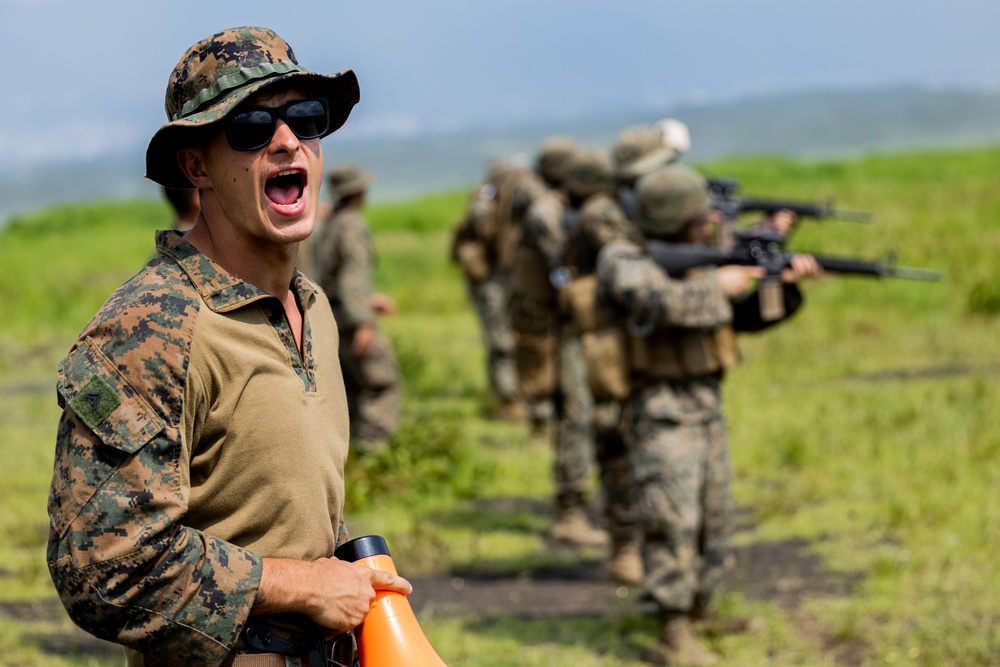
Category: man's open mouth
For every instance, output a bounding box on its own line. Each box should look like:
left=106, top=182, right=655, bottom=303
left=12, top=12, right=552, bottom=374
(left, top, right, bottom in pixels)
left=265, top=169, right=306, bottom=206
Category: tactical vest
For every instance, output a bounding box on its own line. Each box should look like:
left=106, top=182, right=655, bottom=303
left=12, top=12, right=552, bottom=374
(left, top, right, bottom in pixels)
left=561, top=265, right=742, bottom=398
left=449, top=188, right=500, bottom=284
left=510, top=206, right=575, bottom=400
left=558, top=273, right=630, bottom=402
left=629, top=268, right=741, bottom=380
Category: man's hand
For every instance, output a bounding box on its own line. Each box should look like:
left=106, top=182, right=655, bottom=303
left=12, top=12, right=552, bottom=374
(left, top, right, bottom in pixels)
left=351, top=324, right=376, bottom=358
left=370, top=293, right=396, bottom=316
left=716, top=265, right=765, bottom=297
left=781, top=253, right=822, bottom=282
left=255, top=557, right=413, bottom=632
left=761, top=209, right=799, bottom=237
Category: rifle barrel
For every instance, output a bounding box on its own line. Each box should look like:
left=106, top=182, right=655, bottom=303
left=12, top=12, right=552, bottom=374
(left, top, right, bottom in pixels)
left=731, top=196, right=873, bottom=222
left=646, top=241, right=942, bottom=281
left=884, top=265, right=943, bottom=281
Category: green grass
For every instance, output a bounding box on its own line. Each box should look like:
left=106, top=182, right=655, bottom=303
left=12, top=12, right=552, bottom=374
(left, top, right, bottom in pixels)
left=1, top=146, right=998, bottom=665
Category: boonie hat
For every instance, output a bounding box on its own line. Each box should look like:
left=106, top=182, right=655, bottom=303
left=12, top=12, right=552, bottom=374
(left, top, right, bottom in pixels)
left=328, top=163, right=374, bottom=199
left=146, top=26, right=360, bottom=188
left=614, top=118, right=691, bottom=183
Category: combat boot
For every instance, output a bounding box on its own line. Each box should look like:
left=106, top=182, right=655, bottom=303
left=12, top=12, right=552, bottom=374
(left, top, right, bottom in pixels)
left=650, top=612, right=721, bottom=666
left=605, top=536, right=643, bottom=585
left=546, top=506, right=609, bottom=548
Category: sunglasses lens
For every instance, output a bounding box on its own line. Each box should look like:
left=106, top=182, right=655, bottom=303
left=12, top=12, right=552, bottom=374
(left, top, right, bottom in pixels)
left=226, top=109, right=275, bottom=151
left=285, top=100, right=329, bottom=139
left=225, top=99, right=331, bottom=151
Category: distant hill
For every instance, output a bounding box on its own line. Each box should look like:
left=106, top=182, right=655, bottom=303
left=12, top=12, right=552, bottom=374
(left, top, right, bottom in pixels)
left=3, top=86, right=1000, bottom=226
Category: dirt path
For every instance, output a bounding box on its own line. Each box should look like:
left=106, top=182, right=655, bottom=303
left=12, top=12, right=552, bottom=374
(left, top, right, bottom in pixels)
left=5, top=512, right=868, bottom=665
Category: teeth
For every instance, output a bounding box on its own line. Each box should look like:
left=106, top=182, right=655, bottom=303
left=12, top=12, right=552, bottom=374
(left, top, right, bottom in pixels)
left=275, top=169, right=298, bottom=178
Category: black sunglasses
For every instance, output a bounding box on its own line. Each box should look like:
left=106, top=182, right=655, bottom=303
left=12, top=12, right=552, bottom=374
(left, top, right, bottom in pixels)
left=225, top=98, right=330, bottom=151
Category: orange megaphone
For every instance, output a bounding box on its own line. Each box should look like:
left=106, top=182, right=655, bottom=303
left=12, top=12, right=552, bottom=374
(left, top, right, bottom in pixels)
left=335, top=535, right=449, bottom=666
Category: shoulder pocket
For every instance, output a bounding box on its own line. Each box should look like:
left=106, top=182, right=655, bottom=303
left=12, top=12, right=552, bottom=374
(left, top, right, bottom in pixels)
left=57, top=337, right=166, bottom=454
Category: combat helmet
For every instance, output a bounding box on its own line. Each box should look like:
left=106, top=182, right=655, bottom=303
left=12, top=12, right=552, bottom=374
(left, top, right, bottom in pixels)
left=146, top=26, right=360, bottom=188
left=614, top=118, right=690, bottom=183
left=634, top=164, right=710, bottom=237
left=535, top=136, right=578, bottom=188
left=328, top=163, right=374, bottom=199
left=564, top=149, right=614, bottom=202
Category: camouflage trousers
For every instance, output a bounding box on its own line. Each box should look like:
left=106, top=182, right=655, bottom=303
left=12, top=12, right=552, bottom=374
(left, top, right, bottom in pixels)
left=553, top=332, right=596, bottom=508
left=594, top=399, right=635, bottom=539
left=626, top=374, right=734, bottom=613
left=339, top=324, right=402, bottom=447
left=466, top=275, right=519, bottom=401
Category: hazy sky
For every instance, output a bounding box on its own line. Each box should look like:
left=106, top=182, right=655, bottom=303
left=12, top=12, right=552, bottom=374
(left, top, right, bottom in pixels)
left=2, top=0, right=999, bottom=168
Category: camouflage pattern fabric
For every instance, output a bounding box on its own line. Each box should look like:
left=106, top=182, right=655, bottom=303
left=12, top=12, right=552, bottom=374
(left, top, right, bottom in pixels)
left=593, top=399, right=635, bottom=541
left=467, top=275, right=520, bottom=402
left=517, top=191, right=597, bottom=508
left=313, top=206, right=401, bottom=445
left=452, top=183, right=521, bottom=403
left=575, top=194, right=643, bottom=538
left=595, top=238, right=736, bottom=614
left=576, top=192, right=643, bottom=275
left=48, top=231, right=350, bottom=665
left=337, top=325, right=402, bottom=446
left=627, top=377, right=734, bottom=612
left=146, top=26, right=359, bottom=189
left=314, top=207, right=376, bottom=328
left=595, top=239, right=732, bottom=330
left=634, top=164, right=711, bottom=238
left=535, top=136, right=577, bottom=189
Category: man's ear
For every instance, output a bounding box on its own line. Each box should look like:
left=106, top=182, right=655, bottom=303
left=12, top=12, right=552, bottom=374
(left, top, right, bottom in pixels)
left=177, top=148, right=212, bottom=189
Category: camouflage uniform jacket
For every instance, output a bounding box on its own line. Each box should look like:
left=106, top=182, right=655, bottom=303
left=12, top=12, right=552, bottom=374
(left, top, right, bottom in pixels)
left=576, top=193, right=643, bottom=277
left=522, top=190, right=570, bottom=274
left=314, top=206, right=377, bottom=329
left=595, top=238, right=733, bottom=331
left=48, top=230, right=350, bottom=666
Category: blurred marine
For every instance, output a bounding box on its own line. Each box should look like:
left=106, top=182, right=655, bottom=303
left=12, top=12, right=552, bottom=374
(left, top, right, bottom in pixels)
left=314, top=163, right=402, bottom=451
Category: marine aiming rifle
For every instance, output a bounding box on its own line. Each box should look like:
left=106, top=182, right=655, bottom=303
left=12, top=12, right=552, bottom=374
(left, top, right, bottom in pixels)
left=646, top=235, right=942, bottom=282
left=706, top=177, right=873, bottom=223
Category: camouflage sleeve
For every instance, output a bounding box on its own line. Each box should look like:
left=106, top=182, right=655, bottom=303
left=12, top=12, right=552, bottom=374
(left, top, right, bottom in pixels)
left=47, top=266, right=262, bottom=666
left=577, top=195, right=641, bottom=274
left=596, top=239, right=733, bottom=329
left=334, top=213, right=376, bottom=328
left=523, top=195, right=566, bottom=272
left=314, top=214, right=340, bottom=298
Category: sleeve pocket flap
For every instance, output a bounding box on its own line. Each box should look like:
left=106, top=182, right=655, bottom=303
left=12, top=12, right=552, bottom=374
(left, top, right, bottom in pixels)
left=57, top=338, right=166, bottom=454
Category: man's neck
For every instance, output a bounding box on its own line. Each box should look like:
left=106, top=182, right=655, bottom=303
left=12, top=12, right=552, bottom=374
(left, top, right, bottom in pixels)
left=184, top=214, right=299, bottom=299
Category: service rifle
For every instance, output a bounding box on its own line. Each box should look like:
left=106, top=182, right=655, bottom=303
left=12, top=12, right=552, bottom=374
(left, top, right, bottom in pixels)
left=646, top=233, right=942, bottom=282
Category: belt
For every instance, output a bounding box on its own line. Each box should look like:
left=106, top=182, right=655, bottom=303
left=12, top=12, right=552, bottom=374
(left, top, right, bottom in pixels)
left=231, top=655, right=295, bottom=667
left=240, top=620, right=357, bottom=667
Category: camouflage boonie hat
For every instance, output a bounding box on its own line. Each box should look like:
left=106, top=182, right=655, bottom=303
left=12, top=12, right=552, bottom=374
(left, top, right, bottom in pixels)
left=146, top=26, right=360, bottom=188
left=635, top=164, right=710, bottom=237
left=328, top=163, right=374, bottom=198
left=564, top=149, right=614, bottom=201
left=535, top=136, right=577, bottom=188
left=614, top=118, right=690, bottom=182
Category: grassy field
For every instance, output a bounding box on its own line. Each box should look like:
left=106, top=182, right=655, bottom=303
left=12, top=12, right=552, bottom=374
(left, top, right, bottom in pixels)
left=0, top=146, right=997, bottom=666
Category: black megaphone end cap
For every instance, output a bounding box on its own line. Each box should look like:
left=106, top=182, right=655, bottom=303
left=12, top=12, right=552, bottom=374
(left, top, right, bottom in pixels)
left=334, top=534, right=390, bottom=562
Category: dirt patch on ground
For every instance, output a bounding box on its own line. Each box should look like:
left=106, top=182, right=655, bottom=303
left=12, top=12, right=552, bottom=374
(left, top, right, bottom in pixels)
left=6, top=503, right=868, bottom=664
left=406, top=534, right=862, bottom=620
left=404, top=502, right=869, bottom=663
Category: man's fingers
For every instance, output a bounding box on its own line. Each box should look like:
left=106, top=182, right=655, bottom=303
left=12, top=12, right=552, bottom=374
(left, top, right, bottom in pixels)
left=369, top=570, right=413, bottom=595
